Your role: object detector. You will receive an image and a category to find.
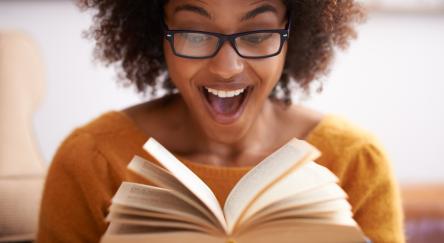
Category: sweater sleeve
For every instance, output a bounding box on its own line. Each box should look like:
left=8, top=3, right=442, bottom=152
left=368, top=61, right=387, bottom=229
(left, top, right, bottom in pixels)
left=341, top=141, right=405, bottom=243
left=36, top=131, right=118, bottom=243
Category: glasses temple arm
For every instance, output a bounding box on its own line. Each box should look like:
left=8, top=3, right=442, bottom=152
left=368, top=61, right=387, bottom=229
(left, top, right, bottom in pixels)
left=285, top=14, right=291, bottom=30
left=160, top=15, right=170, bottom=31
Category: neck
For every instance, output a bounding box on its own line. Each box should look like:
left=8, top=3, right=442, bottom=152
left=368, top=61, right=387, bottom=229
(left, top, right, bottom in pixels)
left=178, top=97, right=284, bottom=166
left=124, top=93, right=319, bottom=167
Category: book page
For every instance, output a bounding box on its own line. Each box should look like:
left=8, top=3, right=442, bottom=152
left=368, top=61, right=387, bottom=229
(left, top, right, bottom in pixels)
left=106, top=211, right=208, bottom=233
left=105, top=222, right=183, bottom=234
left=112, top=182, right=209, bottom=225
left=106, top=212, right=208, bottom=232
left=223, top=138, right=320, bottom=233
left=109, top=204, right=186, bottom=221
left=143, top=138, right=227, bottom=231
left=248, top=183, right=347, bottom=223
left=247, top=199, right=352, bottom=228
left=238, top=161, right=339, bottom=225
left=234, top=217, right=366, bottom=243
left=108, top=204, right=218, bottom=232
left=127, top=156, right=218, bottom=226
left=101, top=223, right=225, bottom=243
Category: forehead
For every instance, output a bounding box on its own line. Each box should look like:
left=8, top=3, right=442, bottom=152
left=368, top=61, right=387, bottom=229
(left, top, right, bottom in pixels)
left=164, top=0, right=287, bottom=22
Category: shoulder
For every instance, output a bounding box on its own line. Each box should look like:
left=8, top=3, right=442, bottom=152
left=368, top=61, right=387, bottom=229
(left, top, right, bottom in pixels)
left=123, top=94, right=186, bottom=135
left=306, top=114, right=393, bottom=184
left=53, top=111, right=136, bottom=159
left=76, top=111, right=142, bottom=138
left=307, top=114, right=386, bottom=155
left=49, top=111, right=148, bottom=179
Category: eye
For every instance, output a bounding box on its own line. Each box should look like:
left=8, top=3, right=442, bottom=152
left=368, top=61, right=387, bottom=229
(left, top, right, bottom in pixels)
left=240, top=33, right=273, bottom=44
left=245, top=36, right=262, bottom=43
left=181, top=33, right=213, bottom=44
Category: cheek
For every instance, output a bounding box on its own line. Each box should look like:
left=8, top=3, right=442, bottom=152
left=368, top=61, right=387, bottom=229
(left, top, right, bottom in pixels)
left=249, top=43, right=287, bottom=95
left=163, top=39, right=203, bottom=91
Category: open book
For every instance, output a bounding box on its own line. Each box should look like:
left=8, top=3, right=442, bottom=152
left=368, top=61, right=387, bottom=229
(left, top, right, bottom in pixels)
left=101, top=138, right=370, bottom=243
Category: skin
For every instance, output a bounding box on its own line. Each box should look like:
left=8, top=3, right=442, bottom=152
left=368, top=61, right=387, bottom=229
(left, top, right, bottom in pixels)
left=124, top=0, right=323, bottom=167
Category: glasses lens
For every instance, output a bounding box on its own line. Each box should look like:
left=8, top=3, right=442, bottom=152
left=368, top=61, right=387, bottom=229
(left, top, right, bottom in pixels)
left=235, top=32, right=281, bottom=57
left=173, top=33, right=219, bottom=57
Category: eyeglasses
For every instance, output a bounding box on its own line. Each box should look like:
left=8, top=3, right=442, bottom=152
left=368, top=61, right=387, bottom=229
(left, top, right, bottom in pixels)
left=162, top=16, right=291, bottom=59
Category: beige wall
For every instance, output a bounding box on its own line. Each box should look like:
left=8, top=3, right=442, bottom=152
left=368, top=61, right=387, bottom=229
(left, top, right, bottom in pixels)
left=363, top=0, right=444, bottom=13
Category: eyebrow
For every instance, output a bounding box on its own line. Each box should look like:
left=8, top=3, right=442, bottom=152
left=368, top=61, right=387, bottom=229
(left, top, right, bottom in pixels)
left=241, top=4, right=278, bottom=22
left=174, top=4, right=212, bottom=19
left=174, top=3, right=278, bottom=22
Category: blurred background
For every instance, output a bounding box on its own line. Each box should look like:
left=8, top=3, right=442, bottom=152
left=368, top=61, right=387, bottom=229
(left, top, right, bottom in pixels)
left=0, top=0, right=443, bottom=242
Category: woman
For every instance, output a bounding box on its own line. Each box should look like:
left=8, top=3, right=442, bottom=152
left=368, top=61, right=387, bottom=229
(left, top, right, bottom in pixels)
left=37, top=0, right=405, bottom=242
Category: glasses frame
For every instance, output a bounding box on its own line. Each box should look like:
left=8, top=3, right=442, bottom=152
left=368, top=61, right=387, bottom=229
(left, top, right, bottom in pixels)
left=162, top=15, right=291, bottom=59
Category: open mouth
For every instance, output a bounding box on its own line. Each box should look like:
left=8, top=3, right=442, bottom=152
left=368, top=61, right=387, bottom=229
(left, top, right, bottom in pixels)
left=200, top=85, right=252, bottom=124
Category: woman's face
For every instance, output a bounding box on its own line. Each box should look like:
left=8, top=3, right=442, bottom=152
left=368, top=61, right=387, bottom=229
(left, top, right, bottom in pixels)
left=163, top=0, right=288, bottom=144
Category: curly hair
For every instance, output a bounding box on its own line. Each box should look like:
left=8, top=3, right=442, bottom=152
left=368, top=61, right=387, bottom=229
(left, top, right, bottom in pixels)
left=77, top=0, right=366, bottom=104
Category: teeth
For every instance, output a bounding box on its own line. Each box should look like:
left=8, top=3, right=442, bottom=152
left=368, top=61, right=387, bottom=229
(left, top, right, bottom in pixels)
left=205, top=87, right=246, bottom=98
left=207, top=88, right=218, bottom=96
left=218, top=91, right=227, bottom=98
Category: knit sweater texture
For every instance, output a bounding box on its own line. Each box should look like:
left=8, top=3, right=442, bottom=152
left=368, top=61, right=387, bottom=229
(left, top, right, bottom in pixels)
left=36, top=111, right=405, bottom=242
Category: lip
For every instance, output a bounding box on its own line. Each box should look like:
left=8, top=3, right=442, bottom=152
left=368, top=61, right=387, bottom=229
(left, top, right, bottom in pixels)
left=199, top=85, right=252, bottom=125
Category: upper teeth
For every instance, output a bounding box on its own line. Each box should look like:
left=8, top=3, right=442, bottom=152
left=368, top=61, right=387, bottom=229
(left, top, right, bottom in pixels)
left=205, top=87, right=245, bottom=98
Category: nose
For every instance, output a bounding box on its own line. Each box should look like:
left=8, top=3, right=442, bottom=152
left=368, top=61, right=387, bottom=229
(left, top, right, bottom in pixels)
left=207, top=41, right=244, bottom=79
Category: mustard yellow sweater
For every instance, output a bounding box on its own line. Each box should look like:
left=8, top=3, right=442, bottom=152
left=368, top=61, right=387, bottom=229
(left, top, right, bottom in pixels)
left=37, top=111, right=405, bottom=242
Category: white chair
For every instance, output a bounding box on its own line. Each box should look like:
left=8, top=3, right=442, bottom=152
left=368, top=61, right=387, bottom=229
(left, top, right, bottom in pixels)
left=0, top=31, right=47, bottom=242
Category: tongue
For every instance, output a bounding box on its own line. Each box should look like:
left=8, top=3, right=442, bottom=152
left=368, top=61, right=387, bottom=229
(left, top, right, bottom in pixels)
left=208, top=93, right=243, bottom=115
